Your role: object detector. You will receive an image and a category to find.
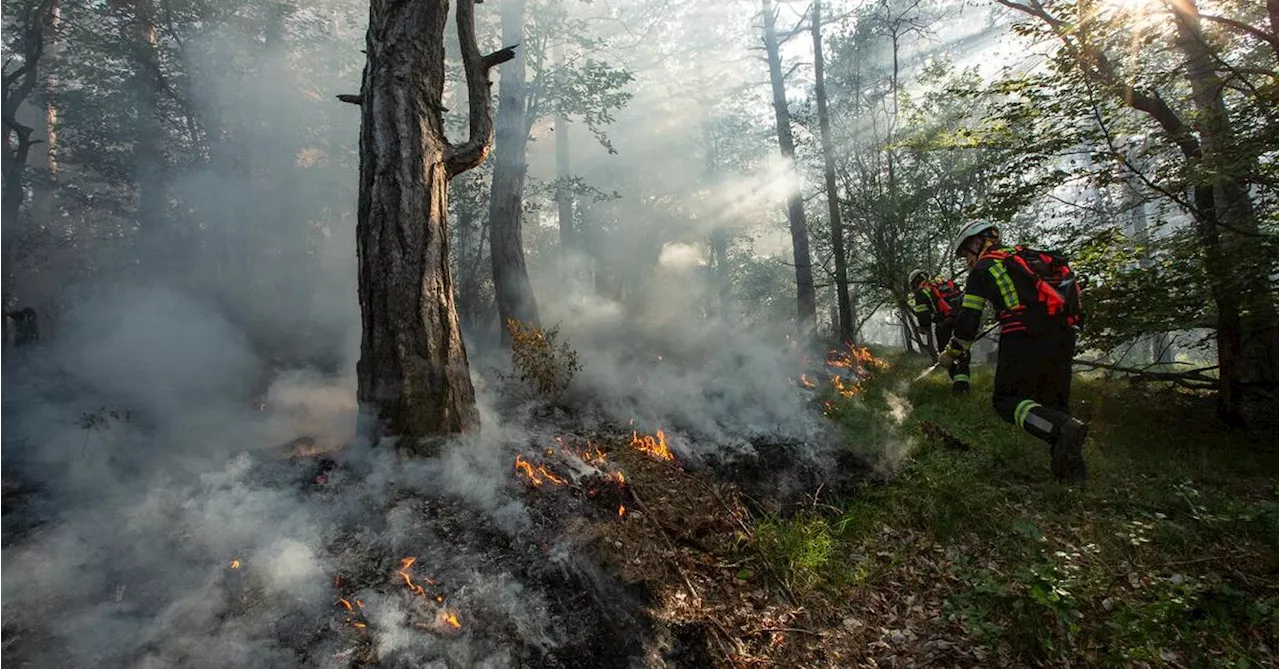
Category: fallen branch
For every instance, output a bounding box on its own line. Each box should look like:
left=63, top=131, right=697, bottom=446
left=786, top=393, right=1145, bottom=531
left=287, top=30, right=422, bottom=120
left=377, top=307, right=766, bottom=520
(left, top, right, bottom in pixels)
left=918, top=421, right=972, bottom=451
left=336, top=93, right=361, bottom=105
left=1073, top=358, right=1219, bottom=388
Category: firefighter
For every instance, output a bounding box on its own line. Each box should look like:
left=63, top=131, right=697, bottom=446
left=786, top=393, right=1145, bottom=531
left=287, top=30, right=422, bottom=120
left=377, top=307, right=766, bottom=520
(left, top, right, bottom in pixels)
left=907, top=268, right=970, bottom=393
left=938, top=221, right=1088, bottom=484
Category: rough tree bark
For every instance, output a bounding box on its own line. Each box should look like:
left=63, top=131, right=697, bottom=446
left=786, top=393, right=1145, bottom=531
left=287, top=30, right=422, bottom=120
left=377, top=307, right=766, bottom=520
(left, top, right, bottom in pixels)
left=1, top=0, right=57, bottom=312
left=1168, top=0, right=1278, bottom=423
left=351, top=0, right=512, bottom=447
left=761, top=0, right=816, bottom=330
left=488, top=0, right=540, bottom=342
left=811, top=0, right=852, bottom=344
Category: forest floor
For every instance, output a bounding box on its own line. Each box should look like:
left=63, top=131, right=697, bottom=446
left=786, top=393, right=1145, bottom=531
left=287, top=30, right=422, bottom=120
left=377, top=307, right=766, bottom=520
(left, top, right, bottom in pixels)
left=592, top=350, right=1279, bottom=668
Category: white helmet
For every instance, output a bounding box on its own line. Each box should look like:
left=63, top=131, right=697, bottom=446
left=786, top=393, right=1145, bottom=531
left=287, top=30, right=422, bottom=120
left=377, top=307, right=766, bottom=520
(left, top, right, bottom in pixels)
left=952, top=221, right=998, bottom=257
left=907, top=269, right=928, bottom=288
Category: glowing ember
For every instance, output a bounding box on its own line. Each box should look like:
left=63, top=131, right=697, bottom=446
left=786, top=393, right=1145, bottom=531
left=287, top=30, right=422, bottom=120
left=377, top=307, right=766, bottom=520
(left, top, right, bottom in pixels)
left=441, top=611, right=461, bottom=629
left=338, top=598, right=354, bottom=611
left=618, top=505, right=626, bottom=518
left=514, top=455, right=568, bottom=487
left=229, top=559, right=241, bottom=569
left=630, top=429, right=675, bottom=461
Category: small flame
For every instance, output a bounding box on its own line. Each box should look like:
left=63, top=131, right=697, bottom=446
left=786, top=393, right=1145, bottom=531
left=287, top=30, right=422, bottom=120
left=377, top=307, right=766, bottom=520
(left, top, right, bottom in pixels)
left=229, top=559, right=241, bottom=569
left=799, top=373, right=817, bottom=389
left=352, top=622, right=367, bottom=629
left=514, top=454, right=568, bottom=486
left=618, top=505, right=626, bottom=518
left=397, top=557, right=427, bottom=596
left=338, top=598, right=354, bottom=611
left=441, top=611, right=461, bottom=629
left=606, top=470, right=626, bottom=485
left=630, top=430, right=674, bottom=461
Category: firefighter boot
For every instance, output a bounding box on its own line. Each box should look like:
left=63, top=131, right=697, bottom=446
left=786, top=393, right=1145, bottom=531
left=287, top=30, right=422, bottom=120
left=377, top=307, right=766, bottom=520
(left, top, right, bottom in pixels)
left=1052, top=418, right=1089, bottom=485
left=1016, top=403, right=1087, bottom=484
left=950, top=374, right=970, bottom=394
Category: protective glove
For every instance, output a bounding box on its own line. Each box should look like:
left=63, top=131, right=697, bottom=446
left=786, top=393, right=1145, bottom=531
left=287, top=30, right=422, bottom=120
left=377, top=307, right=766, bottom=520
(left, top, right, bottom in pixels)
left=938, top=345, right=962, bottom=368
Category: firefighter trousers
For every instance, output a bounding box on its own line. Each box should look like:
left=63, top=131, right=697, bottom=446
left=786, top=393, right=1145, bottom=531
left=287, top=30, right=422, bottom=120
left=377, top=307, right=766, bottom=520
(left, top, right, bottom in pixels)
left=992, top=328, right=1077, bottom=444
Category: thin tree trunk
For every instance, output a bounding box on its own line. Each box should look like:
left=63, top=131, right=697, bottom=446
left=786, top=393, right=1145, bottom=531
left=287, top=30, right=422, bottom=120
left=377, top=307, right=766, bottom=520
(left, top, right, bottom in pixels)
left=353, top=0, right=510, bottom=445
left=555, top=115, right=574, bottom=261
left=761, top=0, right=816, bottom=330
left=811, top=0, right=852, bottom=344
left=29, top=0, right=59, bottom=233
left=488, top=0, right=539, bottom=342
left=131, top=0, right=168, bottom=271
left=1170, top=0, right=1277, bottom=424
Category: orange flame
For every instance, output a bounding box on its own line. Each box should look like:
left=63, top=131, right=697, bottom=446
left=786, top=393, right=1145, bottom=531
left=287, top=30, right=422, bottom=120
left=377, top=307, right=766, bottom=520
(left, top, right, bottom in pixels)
left=606, top=471, right=626, bottom=485
left=229, top=559, right=241, bottom=569
left=514, top=455, right=568, bottom=486
left=618, top=505, right=626, bottom=518
left=630, top=430, right=674, bottom=461
left=799, top=373, right=817, bottom=389
left=441, top=611, right=462, bottom=629
left=397, top=557, right=427, bottom=596
left=338, top=598, right=354, bottom=611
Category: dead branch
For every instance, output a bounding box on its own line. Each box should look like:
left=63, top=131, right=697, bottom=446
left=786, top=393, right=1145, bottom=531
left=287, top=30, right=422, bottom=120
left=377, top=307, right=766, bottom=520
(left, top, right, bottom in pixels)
left=1072, top=358, right=1219, bottom=388
left=444, top=0, right=517, bottom=177
left=336, top=93, right=362, bottom=105
left=918, top=421, right=972, bottom=451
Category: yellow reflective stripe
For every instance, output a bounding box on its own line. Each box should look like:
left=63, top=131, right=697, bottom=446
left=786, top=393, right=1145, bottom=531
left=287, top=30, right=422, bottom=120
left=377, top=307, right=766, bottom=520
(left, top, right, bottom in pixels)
left=962, top=293, right=985, bottom=310
left=952, top=374, right=970, bottom=382
left=1014, top=399, right=1040, bottom=428
left=988, top=263, right=1019, bottom=309
left=912, top=303, right=929, bottom=313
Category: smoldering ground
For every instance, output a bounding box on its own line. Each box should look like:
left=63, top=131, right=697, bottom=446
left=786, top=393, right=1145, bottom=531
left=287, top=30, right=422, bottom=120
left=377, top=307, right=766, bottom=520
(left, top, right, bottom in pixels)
left=0, top=285, right=660, bottom=668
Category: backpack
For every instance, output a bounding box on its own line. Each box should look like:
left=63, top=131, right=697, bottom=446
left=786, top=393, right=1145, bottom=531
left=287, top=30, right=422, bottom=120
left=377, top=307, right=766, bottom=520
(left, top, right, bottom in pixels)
left=927, top=279, right=964, bottom=320
left=985, top=246, right=1084, bottom=332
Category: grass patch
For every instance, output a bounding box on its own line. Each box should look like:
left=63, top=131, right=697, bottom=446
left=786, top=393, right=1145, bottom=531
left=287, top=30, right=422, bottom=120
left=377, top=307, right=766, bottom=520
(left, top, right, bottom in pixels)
left=811, top=350, right=1278, bottom=665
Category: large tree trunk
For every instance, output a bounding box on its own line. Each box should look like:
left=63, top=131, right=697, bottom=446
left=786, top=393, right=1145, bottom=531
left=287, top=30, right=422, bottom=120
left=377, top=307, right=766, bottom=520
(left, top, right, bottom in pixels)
left=488, top=0, right=539, bottom=342
left=1170, top=0, right=1278, bottom=424
left=761, top=0, right=816, bottom=330
left=354, top=0, right=510, bottom=446
left=811, top=0, right=852, bottom=344
left=2, top=0, right=56, bottom=315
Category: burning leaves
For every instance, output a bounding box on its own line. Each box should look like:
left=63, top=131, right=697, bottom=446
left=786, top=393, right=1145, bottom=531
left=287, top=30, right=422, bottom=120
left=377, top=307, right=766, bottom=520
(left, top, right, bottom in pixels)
left=393, top=557, right=464, bottom=636
left=511, top=436, right=638, bottom=522
left=336, top=597, right=367, bottom=630
left=797, top=344, right=888, bottom=400
left=229, top=559, right=241, bottom=569
left=514, top=454, right=569, bottom=487
left=629, top=429, right=675, bottom=462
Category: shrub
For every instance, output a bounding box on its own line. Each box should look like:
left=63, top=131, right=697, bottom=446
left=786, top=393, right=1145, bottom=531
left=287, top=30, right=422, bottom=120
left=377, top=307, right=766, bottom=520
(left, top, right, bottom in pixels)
left=505, top=319, right=583, bottom=406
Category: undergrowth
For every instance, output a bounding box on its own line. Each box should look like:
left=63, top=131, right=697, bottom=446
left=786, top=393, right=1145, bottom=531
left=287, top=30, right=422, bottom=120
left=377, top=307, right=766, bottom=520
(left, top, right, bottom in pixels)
left=749, top=349, right=1277, bottom=665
